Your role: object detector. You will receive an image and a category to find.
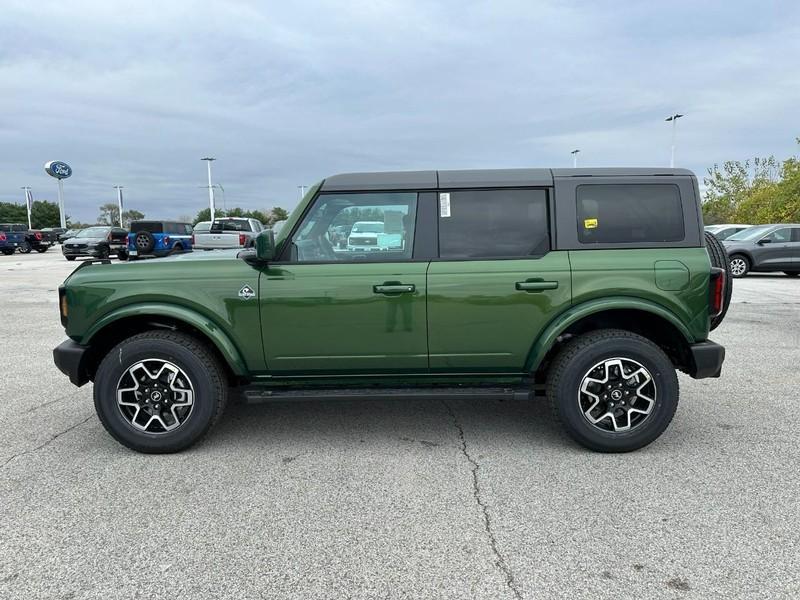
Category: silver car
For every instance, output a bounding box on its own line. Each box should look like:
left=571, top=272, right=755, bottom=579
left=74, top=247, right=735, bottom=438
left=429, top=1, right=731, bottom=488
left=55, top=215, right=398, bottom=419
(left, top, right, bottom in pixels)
left=704, top=223, right=752, bottom=240
left=722, top=223, right=800, bottom=278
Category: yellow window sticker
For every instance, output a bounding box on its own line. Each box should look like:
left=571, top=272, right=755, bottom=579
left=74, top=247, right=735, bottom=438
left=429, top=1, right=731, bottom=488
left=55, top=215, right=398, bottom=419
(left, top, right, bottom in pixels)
left=584, top=218, right=598, bottom=229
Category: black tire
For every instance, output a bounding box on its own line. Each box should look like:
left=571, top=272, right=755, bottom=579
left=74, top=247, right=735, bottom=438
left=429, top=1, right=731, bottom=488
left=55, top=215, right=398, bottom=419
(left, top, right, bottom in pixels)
left=65, top=256, right=76, bottom=261
left=704, top=231, right=732, bottom=330
left=36, top=246, right=48, bottom=253
left=117, top=248, right=129, bottom=261
left=1, top=249, right=14, bottom=256
left=169, top=244, right=183, bottom=255
left=94, top=331, right=228, bottom=453
left=134, top=230, right=155, bottom=254
left=547, top=329, right=679, bottom=453
left=729, top=253, right=749, bottom=278
left=784, top=271, right=799, bottom=278
left=18, top=240, right=31, bottom=254
left=97, top=245, right=110, bottom=260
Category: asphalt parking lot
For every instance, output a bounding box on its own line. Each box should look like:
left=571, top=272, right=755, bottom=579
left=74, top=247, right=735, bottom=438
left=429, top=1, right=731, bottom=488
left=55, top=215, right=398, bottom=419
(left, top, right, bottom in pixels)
left=1, top=250, right=798, bottom=599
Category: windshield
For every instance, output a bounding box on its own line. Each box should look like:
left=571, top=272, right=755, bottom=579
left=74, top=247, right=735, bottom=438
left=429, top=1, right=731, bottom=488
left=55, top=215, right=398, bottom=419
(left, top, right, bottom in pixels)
left=351, top=222, right=384, bottom=233
left=726, top=225, right=774, bottom=241
left=76, top=227, right=109, bottom=238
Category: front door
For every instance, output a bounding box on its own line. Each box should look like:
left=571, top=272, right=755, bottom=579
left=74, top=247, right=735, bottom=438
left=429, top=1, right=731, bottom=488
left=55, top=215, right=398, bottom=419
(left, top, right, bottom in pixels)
left=260, top=191, right=428, bottom=375
left=754, top=227, right=795, bottom=270
left=426, top=188, right=572, bottom=372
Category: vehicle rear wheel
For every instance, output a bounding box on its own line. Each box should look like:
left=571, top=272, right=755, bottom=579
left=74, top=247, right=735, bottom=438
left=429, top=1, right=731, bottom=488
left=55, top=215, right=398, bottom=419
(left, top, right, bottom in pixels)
left=94, top=331, right=228, bottom=453
left=1, top=249, right=14, bottom=256
left=547, top=329, right=679, bottom=453
left=169, top=244, right=183, bottom=255
left=784, top=271, right=799, bottom=278
left=18, top=241, right=31, bottom=254
left=729, top=254, right=749, bottom=278
left=97, top=246, right=110, bottom=259
left=704, top=232, right=732, bottom=330
left=117, top=249, right=128, bottom=261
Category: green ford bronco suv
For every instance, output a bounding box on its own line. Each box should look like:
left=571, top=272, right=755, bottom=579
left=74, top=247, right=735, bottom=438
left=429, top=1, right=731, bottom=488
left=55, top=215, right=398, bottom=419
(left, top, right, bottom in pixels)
left=53, top=168, right=728, bottom=454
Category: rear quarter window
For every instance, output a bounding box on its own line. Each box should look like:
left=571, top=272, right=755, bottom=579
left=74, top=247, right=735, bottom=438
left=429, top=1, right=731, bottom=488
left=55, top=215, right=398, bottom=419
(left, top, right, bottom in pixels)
left=130, top=221, right=164, bottom=234
left=576, top=184, right=684, bottom=244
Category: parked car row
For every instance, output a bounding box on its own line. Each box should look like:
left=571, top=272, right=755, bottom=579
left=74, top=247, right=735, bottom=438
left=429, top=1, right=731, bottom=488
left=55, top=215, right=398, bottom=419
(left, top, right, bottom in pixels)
left=0, top=223, right=58, bottom=255
left=54, top=217, right=270, bottom=262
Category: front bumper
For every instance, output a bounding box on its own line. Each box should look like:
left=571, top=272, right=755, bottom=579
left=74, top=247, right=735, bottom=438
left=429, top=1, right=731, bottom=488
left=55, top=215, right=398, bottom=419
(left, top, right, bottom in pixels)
left=53, top=339, right=91, bottom=386
left=688, top=340, right=725, bottom=379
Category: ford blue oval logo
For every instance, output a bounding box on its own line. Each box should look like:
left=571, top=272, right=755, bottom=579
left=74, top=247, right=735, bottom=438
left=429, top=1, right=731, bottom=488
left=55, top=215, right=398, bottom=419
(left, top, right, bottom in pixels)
left=44, top=160, right=72, bottom=179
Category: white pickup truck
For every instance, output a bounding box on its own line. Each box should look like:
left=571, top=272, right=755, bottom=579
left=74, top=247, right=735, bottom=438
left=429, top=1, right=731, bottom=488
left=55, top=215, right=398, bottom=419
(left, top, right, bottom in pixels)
left=192, top=217, right=266, bottom=250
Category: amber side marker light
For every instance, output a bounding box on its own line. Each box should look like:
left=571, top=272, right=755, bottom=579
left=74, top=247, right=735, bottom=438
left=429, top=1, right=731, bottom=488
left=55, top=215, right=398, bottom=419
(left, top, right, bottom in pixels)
left=59, top=287, right=68, bottom=326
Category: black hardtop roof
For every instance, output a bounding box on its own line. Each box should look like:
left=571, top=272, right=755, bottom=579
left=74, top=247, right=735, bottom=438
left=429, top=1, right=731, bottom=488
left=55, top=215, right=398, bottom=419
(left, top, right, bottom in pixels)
left=320, top=168, right=694, bottom=192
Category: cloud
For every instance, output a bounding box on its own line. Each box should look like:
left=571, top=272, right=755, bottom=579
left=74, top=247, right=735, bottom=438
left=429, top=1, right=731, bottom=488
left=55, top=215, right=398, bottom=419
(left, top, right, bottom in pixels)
left=0, top=0, right=798, bottom=222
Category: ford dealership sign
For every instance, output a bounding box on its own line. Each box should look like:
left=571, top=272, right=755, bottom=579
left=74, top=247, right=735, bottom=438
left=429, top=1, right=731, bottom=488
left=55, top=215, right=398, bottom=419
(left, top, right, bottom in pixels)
left=44, top=160, right=72, bottom=179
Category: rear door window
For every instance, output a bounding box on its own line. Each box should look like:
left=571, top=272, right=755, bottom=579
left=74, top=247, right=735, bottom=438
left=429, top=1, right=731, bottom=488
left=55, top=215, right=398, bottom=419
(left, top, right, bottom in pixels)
left=437, top=189, right=549, bottom=259
left=130, top=221, right=164, bottom=234
left=576, top=184, right=684, bottom=244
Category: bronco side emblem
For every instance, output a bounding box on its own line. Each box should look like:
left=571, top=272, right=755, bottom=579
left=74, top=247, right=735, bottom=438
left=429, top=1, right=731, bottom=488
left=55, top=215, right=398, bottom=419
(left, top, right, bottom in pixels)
left=238, top=285, right=255, bottom=299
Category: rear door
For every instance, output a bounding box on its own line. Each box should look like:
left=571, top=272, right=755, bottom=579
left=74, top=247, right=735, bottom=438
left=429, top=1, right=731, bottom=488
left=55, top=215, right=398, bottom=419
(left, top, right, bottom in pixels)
left=426, top=188, right=571, bottom=372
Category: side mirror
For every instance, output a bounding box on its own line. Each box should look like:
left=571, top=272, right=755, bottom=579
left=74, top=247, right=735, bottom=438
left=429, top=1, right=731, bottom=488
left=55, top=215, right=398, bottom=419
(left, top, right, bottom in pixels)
left=256, top=229, right=276, bottom=261
left=757, top=238, right=772, bottom=245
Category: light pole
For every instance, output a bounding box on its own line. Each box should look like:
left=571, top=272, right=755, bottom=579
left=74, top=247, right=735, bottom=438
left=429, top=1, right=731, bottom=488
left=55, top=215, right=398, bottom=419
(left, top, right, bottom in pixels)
left=113, top=186, right=124, bottom=227
left=21, top=187, right=32, bottom=229
left=201, top=157, right=216, bottom=221
left=665, top=113, right=684, bottom=168
left=213, top=184, right=226, bottom=213
left=571, top=149, right=581, bottom=168
left=297, top=185, right=307, bottom=200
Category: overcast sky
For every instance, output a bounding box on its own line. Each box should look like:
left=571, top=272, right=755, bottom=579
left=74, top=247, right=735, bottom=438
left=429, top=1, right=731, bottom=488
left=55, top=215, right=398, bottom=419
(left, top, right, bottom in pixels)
left=1, top=0, right=798, bottom=223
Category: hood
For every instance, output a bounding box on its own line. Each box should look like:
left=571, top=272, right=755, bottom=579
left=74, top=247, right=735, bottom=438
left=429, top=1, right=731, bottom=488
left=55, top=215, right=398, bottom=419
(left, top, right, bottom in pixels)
left=64, top=248, right=243, bottom=285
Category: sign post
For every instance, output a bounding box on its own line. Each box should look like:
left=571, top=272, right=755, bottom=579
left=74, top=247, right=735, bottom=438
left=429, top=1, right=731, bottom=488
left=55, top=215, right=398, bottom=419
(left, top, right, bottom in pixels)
left=44, top=161, right=72, bottom=228
left=21, top=186, right=33, bottom=229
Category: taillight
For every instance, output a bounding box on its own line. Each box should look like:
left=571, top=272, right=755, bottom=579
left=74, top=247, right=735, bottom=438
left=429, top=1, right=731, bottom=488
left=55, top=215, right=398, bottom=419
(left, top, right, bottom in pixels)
left=0, top=232, right=6, bottom=241
left=709, top=268, right=725, bottom=317
left=59, top=286, right=68, bottom=327
left=107, top=232, right=112, bottom=241
left=239, top=233, right=246, bottom=246
left=35, top=231, right=43, bottom=240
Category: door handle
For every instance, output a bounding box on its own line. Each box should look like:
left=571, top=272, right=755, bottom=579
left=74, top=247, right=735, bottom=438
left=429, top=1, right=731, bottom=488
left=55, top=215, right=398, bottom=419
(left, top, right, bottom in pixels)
left=373, top=283, right=416, bottom=294
left=515, top=280, right=559, bottom=292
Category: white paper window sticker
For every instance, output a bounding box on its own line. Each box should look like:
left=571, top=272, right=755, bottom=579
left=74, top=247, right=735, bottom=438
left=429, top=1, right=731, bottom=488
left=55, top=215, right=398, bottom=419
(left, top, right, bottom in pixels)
left=439, top=193, right=451, bottom=218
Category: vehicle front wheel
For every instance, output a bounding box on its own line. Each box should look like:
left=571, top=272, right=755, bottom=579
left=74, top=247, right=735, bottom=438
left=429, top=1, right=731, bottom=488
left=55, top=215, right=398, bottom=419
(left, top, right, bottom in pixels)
left=547, top=329, right=679, bottom=453
left=93, top=331, right=228, bottom=453
left=18, top=241, right=31, bottom=254
left=784, top=271, right=799, bottom=278
left=36, top=246, right=48, bottom=253
left=65, top=256, right=76, bottom=261
left=729, top=254, right=749, bottom=278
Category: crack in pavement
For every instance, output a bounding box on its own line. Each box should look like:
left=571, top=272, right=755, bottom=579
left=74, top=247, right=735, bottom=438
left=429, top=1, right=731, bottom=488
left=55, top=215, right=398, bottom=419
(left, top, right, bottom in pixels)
left=442, top=401, right=524, bottom=600
left=1, top=414, right=94, bottom=470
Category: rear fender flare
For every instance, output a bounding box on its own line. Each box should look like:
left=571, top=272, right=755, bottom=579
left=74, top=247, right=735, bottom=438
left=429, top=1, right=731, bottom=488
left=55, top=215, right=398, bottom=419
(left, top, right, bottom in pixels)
left=525, top=297, right=694, bottom=372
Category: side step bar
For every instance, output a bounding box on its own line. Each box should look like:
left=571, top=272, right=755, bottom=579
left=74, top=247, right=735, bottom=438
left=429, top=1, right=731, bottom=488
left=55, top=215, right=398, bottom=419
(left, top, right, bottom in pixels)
left=240, top=386, right=534, bottom=404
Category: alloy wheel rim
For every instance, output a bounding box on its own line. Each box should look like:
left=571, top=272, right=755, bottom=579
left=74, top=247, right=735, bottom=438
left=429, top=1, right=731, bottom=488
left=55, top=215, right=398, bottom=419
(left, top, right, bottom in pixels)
left=578, top=357, right=656, bottom=433
left=116, top=359, right=194, bottom=434
left=730, top=258, right=746, bottom=276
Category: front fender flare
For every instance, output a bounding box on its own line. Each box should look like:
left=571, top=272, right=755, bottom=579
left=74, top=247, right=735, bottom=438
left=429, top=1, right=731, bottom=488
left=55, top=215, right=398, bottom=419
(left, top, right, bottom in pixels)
left=525, top=297, right=694, bottom=372
left=83, top=302, right=247, bottom=376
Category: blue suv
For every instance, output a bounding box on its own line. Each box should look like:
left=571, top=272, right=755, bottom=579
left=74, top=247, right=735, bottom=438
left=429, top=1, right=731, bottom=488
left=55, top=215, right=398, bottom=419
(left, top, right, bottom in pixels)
left=128, top=220, right=193, bottom=258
